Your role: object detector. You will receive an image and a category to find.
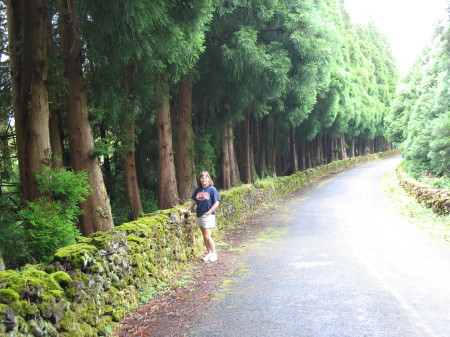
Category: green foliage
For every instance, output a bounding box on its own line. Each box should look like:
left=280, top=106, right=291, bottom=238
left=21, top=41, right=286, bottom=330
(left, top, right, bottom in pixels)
left=428, top=112, right=450, bottom=176
left=194, top=132, right=219, bottom=178
left=13, top=168, right=91, bottom=266
left=111, top=187, right=158, bottom=225
left=0, top=194, right=26, bottom=268
left=386, top=20, right=449, bottom=179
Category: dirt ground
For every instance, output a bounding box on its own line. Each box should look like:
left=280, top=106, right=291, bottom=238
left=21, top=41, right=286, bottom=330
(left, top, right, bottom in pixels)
left=113, top=201, right=284, bottom=337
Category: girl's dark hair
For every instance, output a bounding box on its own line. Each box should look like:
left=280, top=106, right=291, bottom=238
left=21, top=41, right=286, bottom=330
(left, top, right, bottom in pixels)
left=198, top=171, right=214, bottom=186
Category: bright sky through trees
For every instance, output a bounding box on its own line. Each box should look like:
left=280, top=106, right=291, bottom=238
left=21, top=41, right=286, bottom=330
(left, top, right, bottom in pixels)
left=344, top=0, right=448, bottom=77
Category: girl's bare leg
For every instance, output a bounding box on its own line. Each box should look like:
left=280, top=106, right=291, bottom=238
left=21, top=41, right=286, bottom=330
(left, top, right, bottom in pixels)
left=200, top=227, right=215, bottom=254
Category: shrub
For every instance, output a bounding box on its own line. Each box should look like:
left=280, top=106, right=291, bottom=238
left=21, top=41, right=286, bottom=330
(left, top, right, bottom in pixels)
left=10, top=168, right=92, bottom=266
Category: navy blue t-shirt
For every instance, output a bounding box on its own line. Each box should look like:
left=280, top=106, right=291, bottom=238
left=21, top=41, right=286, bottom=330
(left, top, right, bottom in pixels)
left=191, top=185, right=220, bottom=217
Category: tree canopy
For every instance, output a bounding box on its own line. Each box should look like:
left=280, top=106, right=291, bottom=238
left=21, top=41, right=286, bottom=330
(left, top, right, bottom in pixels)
left=385, top=13, right=449, bottom=181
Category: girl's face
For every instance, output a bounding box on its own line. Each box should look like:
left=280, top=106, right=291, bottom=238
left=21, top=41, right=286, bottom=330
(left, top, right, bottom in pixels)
left=200, top=175, right=210, bottom=187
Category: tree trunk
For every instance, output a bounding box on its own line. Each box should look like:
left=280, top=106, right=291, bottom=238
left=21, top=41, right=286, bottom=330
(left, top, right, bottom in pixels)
left=249, top=117, right=258, bottom=181
left=330, top=138, right=337, bottom=161
left=49, top=109, right=63, bottom=169
left=60, top=0, right=113, bottom=235
left=306, top=141, right=312, bottom=169
left=123, top=65, right=143, bottom=220
left=99, top=125, right=113, bottom=193
left=0, top=249, right=5, bottom=271
left=271, top=119, right=277, bottom=175
left=340, top=133, right=348, bottom=159
left=350, top=136, right=356, bottom=157
left=299, top=139, right=306, bottom=170
left=7, top=0, right=51, bottom=202
left=290, top=126, right=298, bottom=173
left=257, top=116, right=267, bottom=177
left=238, top=111, right=251, bottom=183
left=176, top=75, right=196, bottom=201
left=316, top=135, right=323, bottom=166
left=156, top=78, right=179, bottom=209
left=229, top=123, right=240, bottom=185
left=221, top=123, right=231, bottom=189
left=324, top=132, right=332, bottom=164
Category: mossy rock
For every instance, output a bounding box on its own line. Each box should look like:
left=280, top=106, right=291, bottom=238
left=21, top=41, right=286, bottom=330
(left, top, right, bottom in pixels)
left=0, top=288, right=19, bottom=304
left=53, top=243, right=99, bottom=269
left=1, top=270, right=61, bottom=300
left=50, top=271, right=72, bottom=287
left=10, top=300, right=39, bottom=318
left=96, top=315, right=114, bottom=335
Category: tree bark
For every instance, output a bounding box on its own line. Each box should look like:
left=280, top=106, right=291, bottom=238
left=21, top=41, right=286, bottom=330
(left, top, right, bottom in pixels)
left=238, top=111, right=251, bottom=183
left=49, top=109, right=63, bottom=169
left=60, top=0, right=113, bottom=235
left=315, top=135, right=324, bottom=166
left=227, top=121, right=240, bottom=186
left=305, top=141, right=312, bottom=169
left=176, top=75, right=196, bottom=201
left=123, top=65, right=143, bottom=220
left=221, top=123, right=231, bottom=189
left=257, top=116, right=267, bottom=177
left=7, top=0, right=51, bottom=201
left=271, top=118, right=278, bottom=175
left=340, top=133, right=348, bottom=159
left=249, top=116, right=258, bottom=181
left=350, top=136, right=356, bottom=157
left=299, top=139, right=306, bottom=170
left=290, top=126, right=298, bottom=173
left=0, top=249, right=5, bottom=271
left=156, top=78, right=179, bottom=209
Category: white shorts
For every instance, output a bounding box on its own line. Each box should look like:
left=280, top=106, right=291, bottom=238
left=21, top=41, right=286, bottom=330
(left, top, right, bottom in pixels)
left=196, top=214, right=216, bottom=228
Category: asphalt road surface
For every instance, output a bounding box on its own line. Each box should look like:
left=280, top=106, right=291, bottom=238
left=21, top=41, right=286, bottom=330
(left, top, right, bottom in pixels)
left=188, top=156, right=450, bottom=337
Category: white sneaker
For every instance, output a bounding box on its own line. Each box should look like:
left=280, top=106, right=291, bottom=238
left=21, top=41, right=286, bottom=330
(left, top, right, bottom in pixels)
left=202, top=253, right=211, bottom=261
left=209, top=253, right=218, bottom=262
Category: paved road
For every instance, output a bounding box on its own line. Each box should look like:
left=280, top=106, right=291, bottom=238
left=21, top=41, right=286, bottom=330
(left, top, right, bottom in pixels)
left=188, top=156, right=450, bottom=337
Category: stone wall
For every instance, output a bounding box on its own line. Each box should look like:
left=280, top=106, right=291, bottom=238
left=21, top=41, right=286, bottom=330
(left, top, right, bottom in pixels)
left=0, top=151, right=398, bottom=336
left=396, top=166, right=450, bottom=216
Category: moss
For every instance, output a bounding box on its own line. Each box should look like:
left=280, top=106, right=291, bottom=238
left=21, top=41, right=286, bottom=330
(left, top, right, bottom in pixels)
left=3, top=270, right=61, bottom=299
left=50, top=271, right=72, bottom=287
left=76, top=236, right=93, bottom=245
left=0, top=288, right=19, bottom=304
left=48, top=290, right=64, bottom=300
left=114, top=222, right=146, bottom=234
left=89, top=260, right=106, bottom=274
left=10, top=300, right=39, bottom=318
left=56, top=310, right=77, bottom=332
left=96, top=315, right=114, bottom=335
left=0, top=270, right=18, bottom=285
left=21, top=264, right=46, bottom=272
left=127, top=233, right=147, bottom=244
left=111, top=305, right=127, bottom=321
left=53, top=243, right=98, bottom=269
left=59, top=321, right=96, bottom=337
left=0, top=303, right=10, bottom=322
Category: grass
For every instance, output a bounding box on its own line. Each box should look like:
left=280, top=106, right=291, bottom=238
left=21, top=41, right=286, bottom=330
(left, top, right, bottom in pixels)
left=383, top=170, right=450, bottom=242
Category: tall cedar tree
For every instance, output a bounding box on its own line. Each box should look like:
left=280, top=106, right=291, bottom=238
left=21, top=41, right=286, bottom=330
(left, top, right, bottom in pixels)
left=6, top=0, right=51, bottom=201
left=60, top=0, right=113, bottom=235
left=176, top=74, right=196, bottom=201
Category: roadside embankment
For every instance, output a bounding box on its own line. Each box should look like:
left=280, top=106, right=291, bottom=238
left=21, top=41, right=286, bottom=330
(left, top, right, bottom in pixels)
left=396, top=166, right=450, bottom=216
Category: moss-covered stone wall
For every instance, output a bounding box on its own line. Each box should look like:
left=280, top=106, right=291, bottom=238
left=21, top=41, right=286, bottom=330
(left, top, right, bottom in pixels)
left=396, top=166, right=450, bottom=216
left=0, top=151, right=398, bottom=336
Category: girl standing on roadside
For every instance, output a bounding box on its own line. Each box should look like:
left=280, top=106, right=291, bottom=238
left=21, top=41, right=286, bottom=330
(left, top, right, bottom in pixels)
left=185, top=171, right=220, bottom=262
